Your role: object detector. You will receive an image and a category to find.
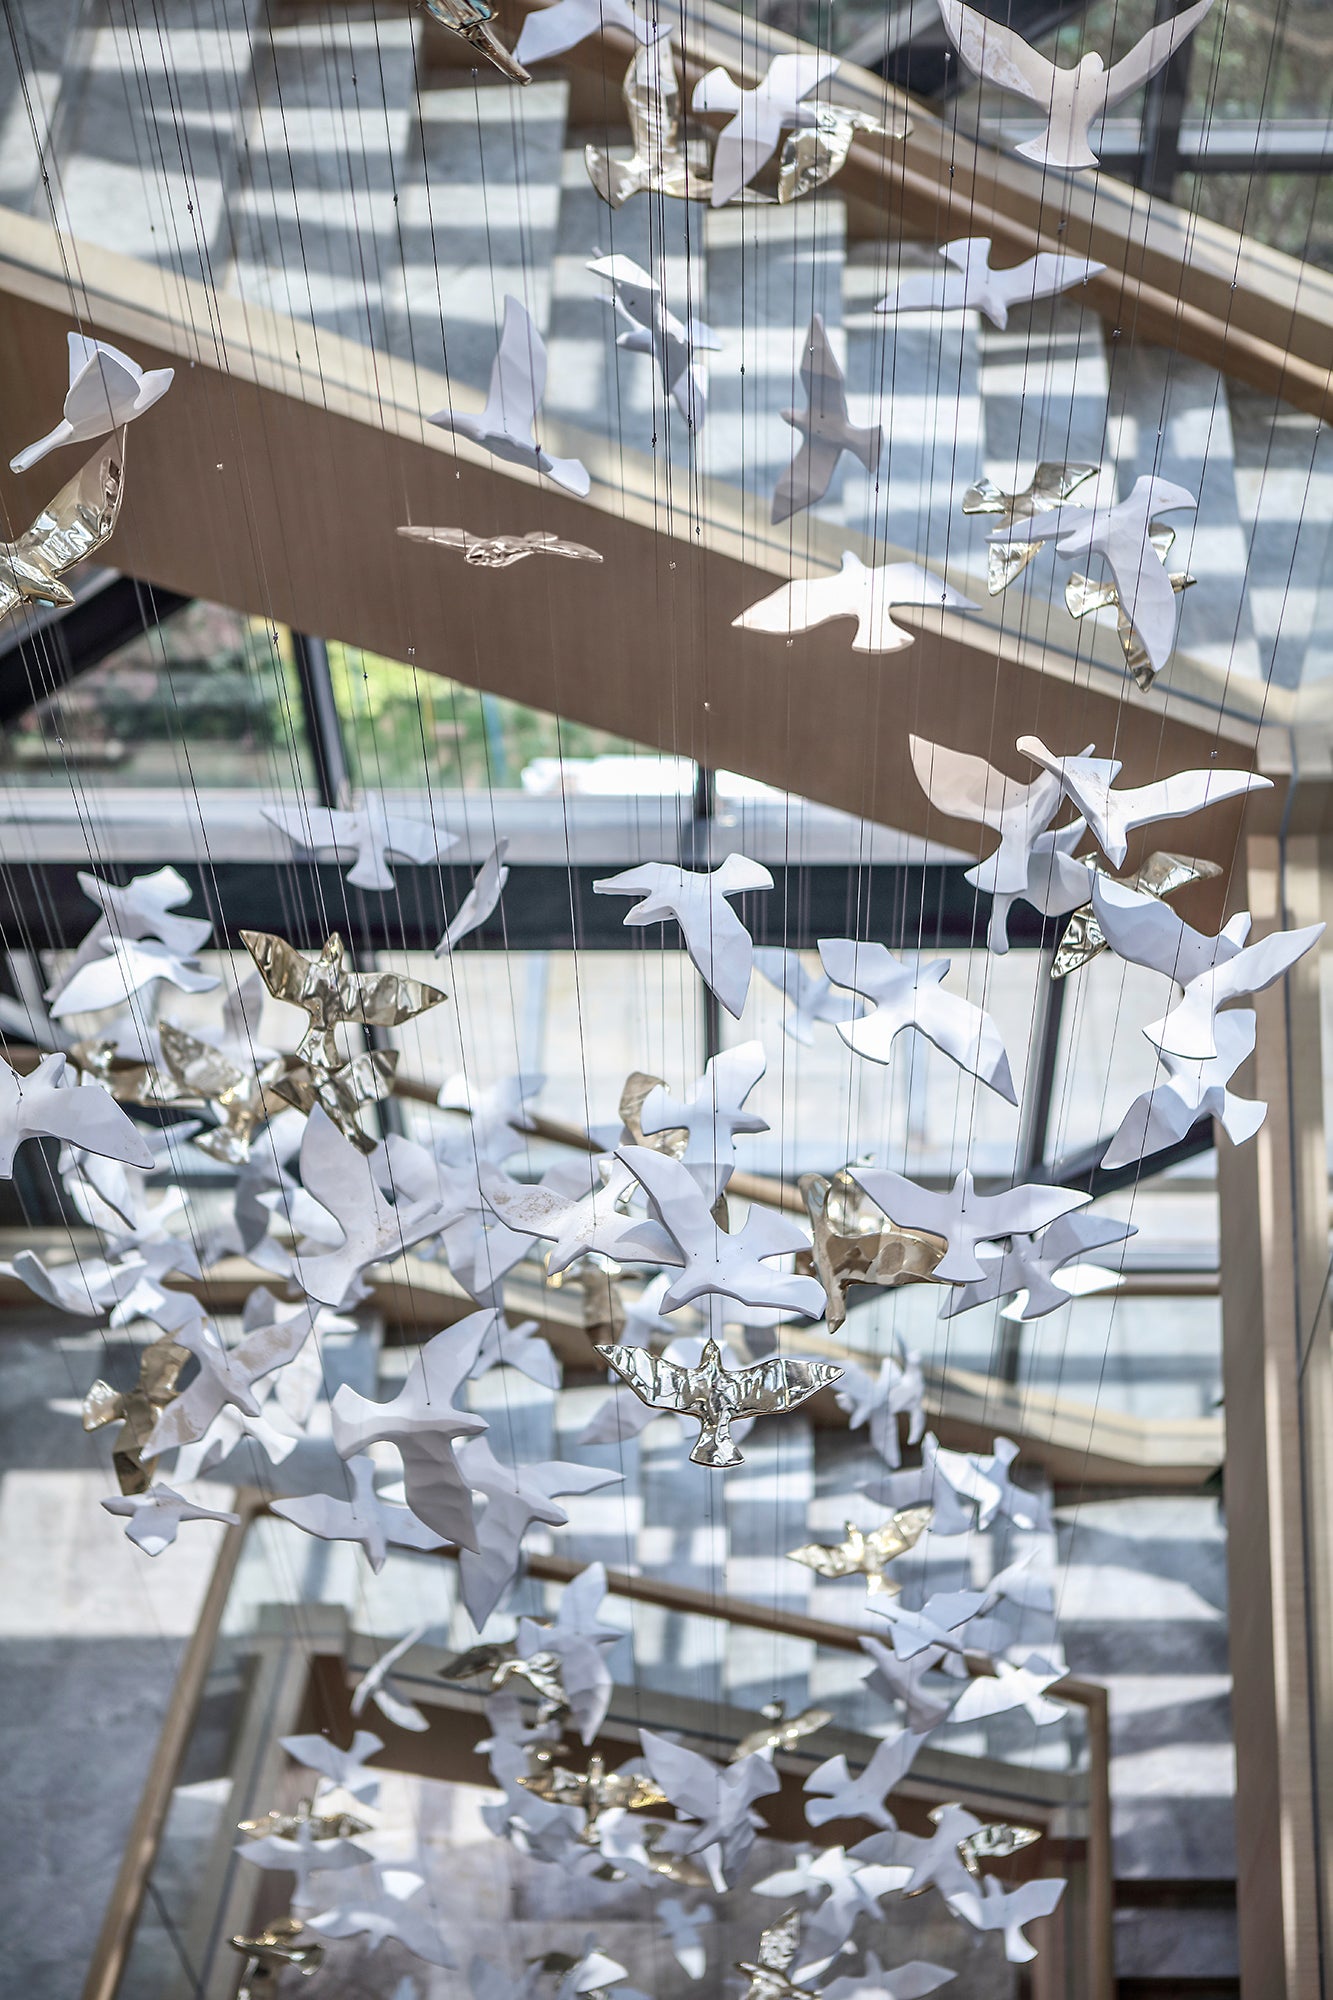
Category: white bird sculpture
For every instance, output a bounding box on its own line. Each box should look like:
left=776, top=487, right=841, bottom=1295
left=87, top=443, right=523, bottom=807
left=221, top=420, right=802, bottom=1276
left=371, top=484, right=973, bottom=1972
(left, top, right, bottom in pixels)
left=876, top=237, right=1103, bottom=329
left=638, top=1040, right=769, bottom=1198
left=330, top=1313, right=492, bottom=1547
left=604, top=1145, right=825, bottom=1318
left=945, top=1875, right=1067, bottom=1963
left=145, top=1300, right=320, bottom=1454
left=937, top=0, right=1216, bottom=172
left=455, top=1436, right=622, bottom=1625
left=1101, top=1008, right=1266, bottom=1169
left=262, top=796, right=455, bottom=893
left=803, top=1730, right=927, bottom=1830
left=818, top=939, right=1017, bottom=1101
left=11, top=332, right=173, bottom=472
left=850, top=1165, right=1089, bottom=1285
left=940, top=1210, right=1135, bottom=1321
left=588, top=252, right=720, bottom=429
left=0, top=1053, right=155, bottom=1175
left=752, top=947, right=865, bottom=1043
left=993, top=476, right=1197, bottom=678
left=1091, top=875, right=1324, bottom=1063
left=594, top=855, right=773, bottom=1017
left=869, top=1587, right=991, bottom=1661
left=102, top=1484, right=240, bottom=1555
left=1017, top=735, right=1270, bottom=871
left=639, top=1727, right=781, bottom=1883
left=429, top=296, right=590, bottom=497
left=692, top=53, right=840, bottom=205
left=272, top=1454, right=449, bottom=1571
left=735, top=552, right=976, bottom=656
left=515, top=0, right=666, bottom=67
left=773, top=315, right=883, bottom=524
left=438, top=841, right=510, bottom=953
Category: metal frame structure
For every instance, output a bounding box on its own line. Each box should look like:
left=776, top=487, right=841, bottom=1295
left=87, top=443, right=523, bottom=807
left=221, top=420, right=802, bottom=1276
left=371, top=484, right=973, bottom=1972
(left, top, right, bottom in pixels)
left=3, top=2, right=1329, bottom=1988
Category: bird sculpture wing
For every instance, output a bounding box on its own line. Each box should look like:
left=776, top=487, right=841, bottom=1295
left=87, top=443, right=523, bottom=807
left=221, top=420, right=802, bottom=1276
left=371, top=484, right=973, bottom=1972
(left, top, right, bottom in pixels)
left=1090, top=878, right=1221, bottom=985
left=995, top=251, right=1104, bottom=314
left=598, top=1342, right=698, bottom=1415
left=481, top=297, right=545, bottom=444
left=788, top=1540, right=856, bottom=1580
left=773, top=431, right=843, bottom=524
left=731, top=1355, right=844, bottom=1418
left=442, top=841, right=510, bottom=952
left=875, top=262, right=972, bottom=317
left=936, top=1, right=1058, bottom=106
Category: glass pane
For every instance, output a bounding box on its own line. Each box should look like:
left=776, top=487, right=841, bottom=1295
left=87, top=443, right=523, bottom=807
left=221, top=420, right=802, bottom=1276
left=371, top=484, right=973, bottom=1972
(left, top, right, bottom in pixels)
left=0, top=601, right=313, bottom=790
left=382, top=949, right=705, bottom=1154
left=327, top=643, right=646, bottom=793
left=1186, top=0, right=1333, bottom=122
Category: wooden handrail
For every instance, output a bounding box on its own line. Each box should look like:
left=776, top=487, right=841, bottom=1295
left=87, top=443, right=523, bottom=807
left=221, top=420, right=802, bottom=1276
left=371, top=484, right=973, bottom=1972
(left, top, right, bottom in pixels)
left=79, top=1489, right=266, bottom=2000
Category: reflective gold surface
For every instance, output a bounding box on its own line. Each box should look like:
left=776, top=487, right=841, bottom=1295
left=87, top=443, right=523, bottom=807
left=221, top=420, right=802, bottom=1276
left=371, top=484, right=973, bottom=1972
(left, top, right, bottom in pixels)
left=1052, top=851, right=1222, bottom=979
left=82, top=1333, right=187, bottom=1494
left=787, top=1509, right=934, bottom=1596
left=398, top=525, right=602, bottom=567
left=1064, top=525, right=1193, bottom=688
left=519, top=1751, right=668, bottom=1838
left=731, top=1700, right=833, bottom=1762
left=420, top=0, right=531, bottom=82
left=799, top=1169, right=944, bottom=1331
left=0, top=441, right=125, bottom=621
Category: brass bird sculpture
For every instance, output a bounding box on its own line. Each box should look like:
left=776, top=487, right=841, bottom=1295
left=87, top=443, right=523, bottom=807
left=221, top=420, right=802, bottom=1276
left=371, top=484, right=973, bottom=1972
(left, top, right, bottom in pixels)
left=735, top=1910, right=810, bottom=2000
left=236, top=1797, right=372, bottom=1844
left=440, top=1640, right=569, bottom=1718
left=730, top=1699, right=834, bottom=1762
left=799, top=1169, right=944, bottom=1332
left=787, top=1509, right=934, bottom=1596
left=82, top=1332, right=188, bottom=1494
left=595, top=1336, right=842, bottom=1469
left=398, top=525, right=602, bottom=568
left=240, top=929, right=444, bottom=1150
left=955, top=1812, right=1043, bottom=1877
left=240, top=930, right=446, bottom=1068
left=228, top=1917, right=323, bottom=1994
left=962, top=460, right=1100, bottom=595
left=0, top=442, right=124, bottom=621
left=586, top=43, right=714, bottom=208
left=157, top=1021, right=291, bottom=1164
left=419, top=0, right=530, bottom=82
left=519, top=1750, right=668, bottom=1839
left=1064, top=525, right=1195, bottom=688
left=1052, top=851, right=1222, bottom=980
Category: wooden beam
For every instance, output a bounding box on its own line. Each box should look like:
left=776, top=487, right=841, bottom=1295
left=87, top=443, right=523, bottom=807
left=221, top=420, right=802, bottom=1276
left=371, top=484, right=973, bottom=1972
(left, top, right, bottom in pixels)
left=514, top=0, right=1333, bottom=426
left=0, top=207, right=1259, bottom=924
left=1217, top=824, right=1333, bottom=1998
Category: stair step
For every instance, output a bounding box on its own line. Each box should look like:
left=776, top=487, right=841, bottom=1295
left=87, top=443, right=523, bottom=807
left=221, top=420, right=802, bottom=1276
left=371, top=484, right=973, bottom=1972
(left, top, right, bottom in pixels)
left=1115, top=1880, right=1238, bottom=1999
left=702, top=197, right=846, bottom=506
left=224, top=12, right=420, bottom=346
left=842, top=240, right=983, bottom=577
left=544, top=136, right=706, bottom=464
left=387, top=78, right=569, bottom=388
left=39, top=0, right=260, bottom=279
left=1230, top=392, right=1333, bottom=688
left=1105, top=344, right=1260, bottom=684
